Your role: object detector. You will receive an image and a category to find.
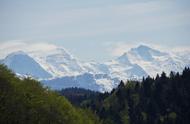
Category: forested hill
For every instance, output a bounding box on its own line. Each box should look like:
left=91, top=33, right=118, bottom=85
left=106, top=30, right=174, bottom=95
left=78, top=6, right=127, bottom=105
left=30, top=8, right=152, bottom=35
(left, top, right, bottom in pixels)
left=58, top=87, right=100, bottom=106
left=81, top=68, right=190, bottom=124
left=1, top=63, right=190, bottom=124
left=0, top=64, right=100, bottom=124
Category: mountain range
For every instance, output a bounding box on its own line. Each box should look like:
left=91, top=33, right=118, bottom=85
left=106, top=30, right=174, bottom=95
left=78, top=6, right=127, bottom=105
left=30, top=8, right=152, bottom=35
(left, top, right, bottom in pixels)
left=1, top=45, right=189, bottom=92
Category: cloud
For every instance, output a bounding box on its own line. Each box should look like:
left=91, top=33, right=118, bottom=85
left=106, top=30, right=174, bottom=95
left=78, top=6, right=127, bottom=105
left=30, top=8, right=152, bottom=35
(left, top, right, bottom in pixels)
left=0, top=40, right=189, bottom=61
left=0, top=41, right=58, bottom=59
left=105, top=42, right=137, bottom=56
left=107, top=41, right=190, bottom=57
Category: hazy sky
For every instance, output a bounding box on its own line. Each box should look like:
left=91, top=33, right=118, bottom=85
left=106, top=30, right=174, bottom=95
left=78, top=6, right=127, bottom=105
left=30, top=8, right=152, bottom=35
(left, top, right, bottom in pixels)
left=0, top=0, right=190, bottom=62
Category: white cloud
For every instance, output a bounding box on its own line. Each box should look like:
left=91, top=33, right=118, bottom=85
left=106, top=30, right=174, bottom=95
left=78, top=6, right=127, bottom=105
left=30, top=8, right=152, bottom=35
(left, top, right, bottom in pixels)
left=106, top=42, right=137, bottom=56
left=0, top=41, right=58, bottom=59
left=107, top=41, right=190, bottom=57
left=0, top=40, right=189, bottom=61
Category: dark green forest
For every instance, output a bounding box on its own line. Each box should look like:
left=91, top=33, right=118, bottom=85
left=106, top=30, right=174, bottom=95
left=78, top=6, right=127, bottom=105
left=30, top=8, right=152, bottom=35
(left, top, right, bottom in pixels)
left=58, top=87, right=99, bottom=106
left=1, top=64, right=190, bottom=124
left=60, top=68, right=190, bottom=124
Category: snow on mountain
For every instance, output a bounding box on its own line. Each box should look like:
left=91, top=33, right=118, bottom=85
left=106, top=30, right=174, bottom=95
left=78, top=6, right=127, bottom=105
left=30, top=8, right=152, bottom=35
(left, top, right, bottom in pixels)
left=119, top=45, right=190, bottom=76
left=1, top=51, right=52, bottom=79
left=130, top=45, right=167, bottom=61
left=37, top=44, right=189, bottom=92
left=42, top=73, right=119, bottom=92
left=1, top=44, right=189, bottom=92
left=82, top=61, right=111, bottom=74
left=29, top=47, right=85, bottom=77
left=104, top=62, right=147, bottom=81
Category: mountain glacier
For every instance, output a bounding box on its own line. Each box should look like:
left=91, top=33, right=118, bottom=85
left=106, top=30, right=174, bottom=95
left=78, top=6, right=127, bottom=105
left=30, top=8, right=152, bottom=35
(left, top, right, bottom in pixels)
left=1, top=45, right=190, bottom=92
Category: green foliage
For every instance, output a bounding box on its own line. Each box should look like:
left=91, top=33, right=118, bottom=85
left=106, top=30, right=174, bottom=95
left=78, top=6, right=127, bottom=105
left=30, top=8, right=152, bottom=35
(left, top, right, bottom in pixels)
left=1, top=63, right=190, bottom=124
left=0, top=64, right=101, bottom=124
left=58, top=87, right=99, bottom=106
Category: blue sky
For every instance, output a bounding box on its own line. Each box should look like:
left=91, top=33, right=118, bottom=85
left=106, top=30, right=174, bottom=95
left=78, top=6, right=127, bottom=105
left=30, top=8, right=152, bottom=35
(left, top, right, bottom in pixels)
left=0, top=0, right=190, bottom=62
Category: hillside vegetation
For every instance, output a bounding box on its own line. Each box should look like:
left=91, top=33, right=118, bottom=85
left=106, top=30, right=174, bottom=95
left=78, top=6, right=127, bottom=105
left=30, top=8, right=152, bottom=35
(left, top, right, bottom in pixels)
left=0, top=64, right=100, bottom=124
left=1, top=63, right=190, bottom=124
left=60, top=68, right=190, bottom=124
left=82, top=68, right=190, bottom=124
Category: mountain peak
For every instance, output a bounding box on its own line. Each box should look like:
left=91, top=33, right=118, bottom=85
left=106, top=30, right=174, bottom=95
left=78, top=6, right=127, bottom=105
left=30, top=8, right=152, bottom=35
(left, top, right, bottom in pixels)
left=138, top=44, right=151, bottom=48
left=117, top=52, right=132, bottom=65
left=119, top=52, right=128, bottom=57
left=131, top=44, right=152, bottom=51
left=6, top=51, right=27, bottom=57
left=2, top=51, right=52, bottom=79
left=5, top=51, right=28, bottom=63
left=128, top=45, right=166, bottom=61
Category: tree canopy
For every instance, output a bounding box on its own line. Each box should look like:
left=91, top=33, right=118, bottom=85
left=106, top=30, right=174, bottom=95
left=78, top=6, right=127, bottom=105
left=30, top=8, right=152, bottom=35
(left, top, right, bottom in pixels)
left=81, top=68, right=190, bottom=124
left=0, top=64, right=101, bottom=124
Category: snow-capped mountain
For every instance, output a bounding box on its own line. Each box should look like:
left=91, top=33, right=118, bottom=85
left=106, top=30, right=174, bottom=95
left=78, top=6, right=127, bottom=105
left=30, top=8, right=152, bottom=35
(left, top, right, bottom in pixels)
left=121, top=45, right=189, bottom=76
left=29, top=47, right=85, bottom=77
left=1, top=44, right=189, bottom=92
left=104, top=54, right=148, bottom=80
left=1, top=51, right=52, bottom=79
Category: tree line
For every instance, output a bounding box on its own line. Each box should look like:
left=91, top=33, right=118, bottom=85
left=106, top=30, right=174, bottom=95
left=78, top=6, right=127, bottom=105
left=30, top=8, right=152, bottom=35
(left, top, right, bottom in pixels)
left=80, top=68, right=190, bottom=124
left=1, top=63, right=190, bottom=124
